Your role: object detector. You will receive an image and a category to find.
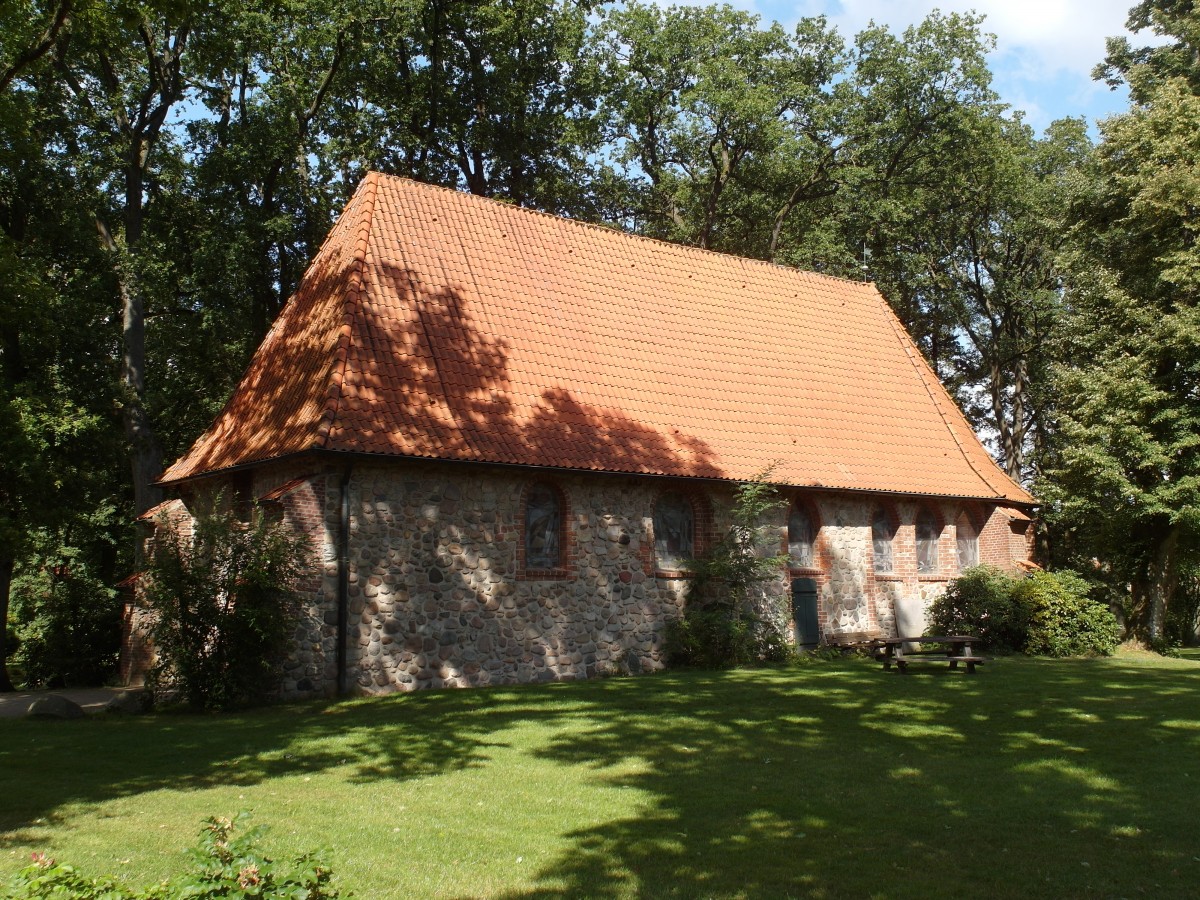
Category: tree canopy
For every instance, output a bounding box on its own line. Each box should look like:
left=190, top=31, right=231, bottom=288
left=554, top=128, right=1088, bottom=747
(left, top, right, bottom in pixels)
left=1043, top=1, right=1200, bottom=642
left=2, top=0, right=1197, bottom=686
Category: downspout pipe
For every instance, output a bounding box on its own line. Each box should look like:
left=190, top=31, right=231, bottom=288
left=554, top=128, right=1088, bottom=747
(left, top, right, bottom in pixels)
left=336, top=463, right=353, bottom=696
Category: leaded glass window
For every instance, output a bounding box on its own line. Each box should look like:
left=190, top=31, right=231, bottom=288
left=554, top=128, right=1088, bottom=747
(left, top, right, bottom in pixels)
left=525, top=483, right=561, bottom=569
left=654, top=492, right=694, bottom=570
left=956, top=513, right=979, bottom=570
left=872, top=508, right=894, bottom=574
left=788, top=506, right=814, bottom=568
left=916, top=509, right=940, bottom=573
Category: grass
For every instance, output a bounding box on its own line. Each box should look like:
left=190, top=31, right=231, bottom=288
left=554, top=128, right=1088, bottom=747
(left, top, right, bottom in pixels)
left=2, top=651, right=1199, bottom=899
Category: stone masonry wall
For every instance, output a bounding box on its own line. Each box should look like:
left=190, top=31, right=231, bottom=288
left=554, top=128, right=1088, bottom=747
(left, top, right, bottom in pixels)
left=344, top=464, right=695, bottom=692
left=141, top=459, right=1036, bottom=697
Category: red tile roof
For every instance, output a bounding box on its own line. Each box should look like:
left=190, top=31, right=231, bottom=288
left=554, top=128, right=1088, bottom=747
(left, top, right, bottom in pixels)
left=136, top=498, right=187, bottom=522
left=257, top=477, right=312, bottom=503
left=161, top=173, right=1033, bottom=504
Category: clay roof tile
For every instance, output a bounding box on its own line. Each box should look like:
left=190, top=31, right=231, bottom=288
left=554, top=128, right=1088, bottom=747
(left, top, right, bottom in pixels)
left=161, top=174, right=1033, bottom=505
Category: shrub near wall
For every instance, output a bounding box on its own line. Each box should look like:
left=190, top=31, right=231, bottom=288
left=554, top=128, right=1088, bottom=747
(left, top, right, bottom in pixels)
left=1016, top=570, right=1121, bottom=657
left=927, top=566, right=1027, bottom=652
left=928, top=566, right=1120, bottom=657
left=144, top=500, right=311, bottom=710
left=666, top=477, right=790, bottom=668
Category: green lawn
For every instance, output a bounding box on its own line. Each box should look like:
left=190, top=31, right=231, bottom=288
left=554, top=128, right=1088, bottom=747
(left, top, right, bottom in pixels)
left=3, top=652, right=1199, bottom=899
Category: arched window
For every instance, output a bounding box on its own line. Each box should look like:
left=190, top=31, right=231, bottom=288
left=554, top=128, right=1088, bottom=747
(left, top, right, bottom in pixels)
left=524, top=483, right=562, bottom=569
left=788, top=505, right=814, bottom=568
left=916, top=508, right=940, bottom=573
left=872, top=507, right=894, bottom=573
left=654, top=492, right=694, bottom=570
left=956, top=511, right=979, bottom=570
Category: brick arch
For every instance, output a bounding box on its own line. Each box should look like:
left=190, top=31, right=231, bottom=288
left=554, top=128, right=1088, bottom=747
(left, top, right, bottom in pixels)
left=517, top=479, right=574, bottom=578
left=954, top=502, right=983, bottom=571
left=651, top=488, right=712, bottom=574
left=870, top=501, right=900, bottom=575
left=914, top=503, right=945, bottom=575
left=786, top=495, right=823, bottom=571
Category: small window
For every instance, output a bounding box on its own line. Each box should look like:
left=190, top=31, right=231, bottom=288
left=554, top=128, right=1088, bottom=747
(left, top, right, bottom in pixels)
left=916, top=509, right=940, bottom=573
left=872, top=507, right=894, bottom=573
left=956, top=512, right=979, bottom=570
left=524, top=483, right=562, bottom=569
left=788, top=506, right=814, bottom=568
left=654, top=492, right=694, bottom=570
left=232, top=471, right=254, bottom=523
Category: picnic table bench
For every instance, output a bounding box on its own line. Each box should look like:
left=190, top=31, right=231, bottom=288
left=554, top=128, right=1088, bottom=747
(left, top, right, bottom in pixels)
left=874, top=635, right=985, bottom=673
left=822, top=629, right=884, bottom=651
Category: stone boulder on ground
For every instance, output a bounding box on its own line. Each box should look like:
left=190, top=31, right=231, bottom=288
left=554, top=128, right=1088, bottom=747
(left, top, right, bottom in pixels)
left=27, top=695, right=85, bottom=720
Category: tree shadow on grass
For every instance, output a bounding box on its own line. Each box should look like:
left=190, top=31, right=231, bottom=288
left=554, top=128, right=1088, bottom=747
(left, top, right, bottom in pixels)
left=1, top=658, right=1198, bottom=898
left=491, top=658, right=1200, bottom=899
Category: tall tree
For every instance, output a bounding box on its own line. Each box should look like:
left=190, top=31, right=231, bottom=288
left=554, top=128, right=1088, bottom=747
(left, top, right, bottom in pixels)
left=595, top=2, right=845, bottom=252
left=51, top=0, right=200, bottom=515
left=345, top=0, right=605, bottom=213
left=1045, top=2, right=1200, bottom=641
left=0, top=62, right=123, bottom=689
left=0, top=0, right=74, bottom=93
left=895, top=117, right=1090, bottom=479
left=183, top=0, right=359, bottom=342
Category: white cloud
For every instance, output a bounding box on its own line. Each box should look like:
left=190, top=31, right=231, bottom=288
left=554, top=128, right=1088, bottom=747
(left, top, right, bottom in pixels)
left=648, top=0, right=1155, bottom=127
left=783, top=0, right=1138, bottom=81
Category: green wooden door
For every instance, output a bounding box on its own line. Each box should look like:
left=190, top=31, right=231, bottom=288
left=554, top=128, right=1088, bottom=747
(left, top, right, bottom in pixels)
left=791, top=577, right=820, bottom=648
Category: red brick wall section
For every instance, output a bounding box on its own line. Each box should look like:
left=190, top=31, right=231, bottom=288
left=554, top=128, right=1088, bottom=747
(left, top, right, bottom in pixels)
left=979, top=505, right=1032, bottom=572
left=786, top=495, right=842, bottom=634
left=270, top=477, right=327, bottom=595
left=117, top=460, right=336, bottom=697
left=118, top=589, right=155, bottom=687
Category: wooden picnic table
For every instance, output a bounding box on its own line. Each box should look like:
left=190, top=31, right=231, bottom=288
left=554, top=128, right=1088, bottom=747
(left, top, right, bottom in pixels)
left=874, top=635, right=985, bottom=674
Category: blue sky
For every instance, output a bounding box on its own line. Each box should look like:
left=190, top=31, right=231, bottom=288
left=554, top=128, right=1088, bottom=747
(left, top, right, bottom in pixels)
left=672, top=1, right=1155, bottom=134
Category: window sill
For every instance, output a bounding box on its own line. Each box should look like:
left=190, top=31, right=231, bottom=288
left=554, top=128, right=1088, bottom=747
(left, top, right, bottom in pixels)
left=789, top=566, right=822, bottom=576
left=655, top=570, right=694, bottom=580
left=917, top=574, right=950, bottom=583
left=874, top=573, right=903, bottom=582
left=517, top=568, right=575, bottom=582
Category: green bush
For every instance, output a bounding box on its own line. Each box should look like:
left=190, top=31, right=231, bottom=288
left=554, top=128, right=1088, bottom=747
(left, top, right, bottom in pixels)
left=3, top=813, right=341, bottom=899
left=668, top=476, right=790, bottom=669
left=11, top=548, right=120, bottom=689
left=927, top=566, right=1027, bottom=652
left=7, top=521, right=123, bottom=690
left=1017, top=570, right=1120, bottom=657
left=666, top=608, right=755, bottom=669
left=145, top=499, right=311, bottom=711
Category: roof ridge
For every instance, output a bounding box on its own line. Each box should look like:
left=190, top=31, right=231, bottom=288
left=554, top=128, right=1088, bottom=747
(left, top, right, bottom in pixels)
left=368, top=172, right=876, bottom=290
left=314, top=172, right=380, bottom=449
left=875, top=294, right=1029, bottom=503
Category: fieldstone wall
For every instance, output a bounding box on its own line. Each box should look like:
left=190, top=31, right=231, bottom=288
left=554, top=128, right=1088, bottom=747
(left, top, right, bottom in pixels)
left=343, top=464, right=695, bottom=692
left=132, top=459, right=1036, bottom=697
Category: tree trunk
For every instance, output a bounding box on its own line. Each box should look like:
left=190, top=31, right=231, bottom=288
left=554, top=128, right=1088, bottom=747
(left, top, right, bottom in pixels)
left=1005, top=355, right=1028, bottom=480
left=1144, top=524, right=1180, bottom=643
left=99, top=208, right=163, bottom=518
left=0, top=553, right=17, bottom=692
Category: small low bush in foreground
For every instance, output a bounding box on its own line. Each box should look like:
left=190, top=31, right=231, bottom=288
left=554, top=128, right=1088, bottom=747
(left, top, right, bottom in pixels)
left=4, top=813, right=342, bottom=899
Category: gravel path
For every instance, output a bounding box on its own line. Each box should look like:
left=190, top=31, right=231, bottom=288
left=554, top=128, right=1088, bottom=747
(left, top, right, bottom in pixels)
left=0, top=687, right=129, bottom=718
